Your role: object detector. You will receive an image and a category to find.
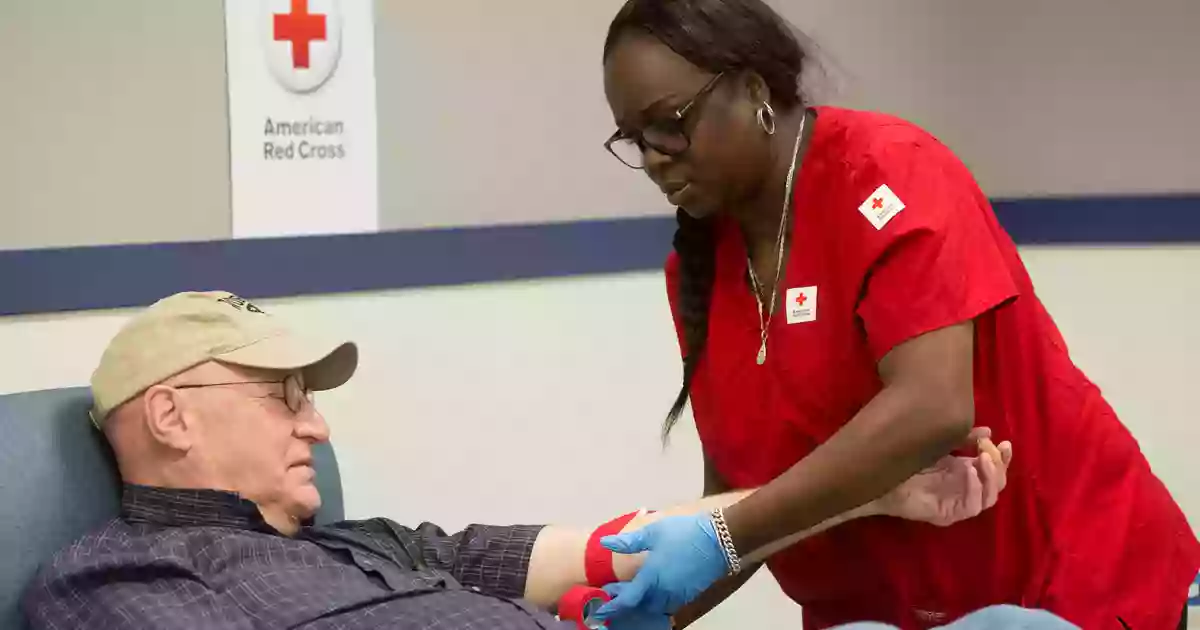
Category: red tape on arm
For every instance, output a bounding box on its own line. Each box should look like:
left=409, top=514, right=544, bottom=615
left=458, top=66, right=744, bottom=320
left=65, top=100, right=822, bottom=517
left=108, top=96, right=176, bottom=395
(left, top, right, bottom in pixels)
left=585, top=510, right=644, bottom=587
left=558, top=585, right=611, bottom=629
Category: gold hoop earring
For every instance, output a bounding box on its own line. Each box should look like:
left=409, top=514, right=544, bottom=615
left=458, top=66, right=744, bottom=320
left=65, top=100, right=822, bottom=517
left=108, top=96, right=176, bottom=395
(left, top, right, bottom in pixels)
left=756, top=101, right=777, bottom=135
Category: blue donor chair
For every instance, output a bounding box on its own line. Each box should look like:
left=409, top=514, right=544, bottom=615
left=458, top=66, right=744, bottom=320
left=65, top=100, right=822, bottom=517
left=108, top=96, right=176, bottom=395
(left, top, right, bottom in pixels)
left=0, top=387, right=345, bottom=630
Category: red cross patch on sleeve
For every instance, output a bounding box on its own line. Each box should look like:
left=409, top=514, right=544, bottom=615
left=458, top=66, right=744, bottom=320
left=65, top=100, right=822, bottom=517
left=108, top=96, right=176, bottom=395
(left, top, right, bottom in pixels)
left=858, top=184, right=906, bottom=230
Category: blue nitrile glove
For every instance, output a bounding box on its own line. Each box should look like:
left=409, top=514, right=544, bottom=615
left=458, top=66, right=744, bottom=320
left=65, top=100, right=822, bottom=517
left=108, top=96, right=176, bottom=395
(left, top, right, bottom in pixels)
left=598, top=583, right=673, bottom=630
left=590, top=512, right=728, bottom=622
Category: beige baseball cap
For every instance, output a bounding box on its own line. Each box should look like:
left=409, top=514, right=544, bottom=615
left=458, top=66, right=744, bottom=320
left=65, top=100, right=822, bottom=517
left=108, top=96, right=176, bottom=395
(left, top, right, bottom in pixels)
left=90, top=291, right=358, bottom=426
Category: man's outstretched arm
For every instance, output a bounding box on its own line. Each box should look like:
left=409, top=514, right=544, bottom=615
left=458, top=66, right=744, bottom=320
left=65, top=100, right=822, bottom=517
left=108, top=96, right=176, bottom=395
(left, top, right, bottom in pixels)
left=521, top=487, right=875, bottom=608
left=523, top=431, right=1011, bottom=611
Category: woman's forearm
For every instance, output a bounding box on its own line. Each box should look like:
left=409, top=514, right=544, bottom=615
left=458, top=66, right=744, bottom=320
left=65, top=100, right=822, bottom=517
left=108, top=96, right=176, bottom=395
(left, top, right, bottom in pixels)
left=719, top=321, right=978, bottom=561
left=612, top=489, right=879, bottom=575
left=665, top=496, right=879, bottom=629
left=721, top=381, right=971, bottom=558
left=671, top=565, right=761, bottom=629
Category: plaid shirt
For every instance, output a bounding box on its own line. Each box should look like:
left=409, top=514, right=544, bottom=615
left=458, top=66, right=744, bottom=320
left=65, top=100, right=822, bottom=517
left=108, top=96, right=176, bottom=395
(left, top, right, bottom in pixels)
left=23, top=484, right=571, bottom=629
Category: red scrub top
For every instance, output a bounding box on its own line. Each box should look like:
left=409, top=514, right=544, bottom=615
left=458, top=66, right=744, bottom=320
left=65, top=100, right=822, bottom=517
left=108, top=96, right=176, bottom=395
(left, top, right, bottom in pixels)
left=666, top=106, right=1199, bottom=629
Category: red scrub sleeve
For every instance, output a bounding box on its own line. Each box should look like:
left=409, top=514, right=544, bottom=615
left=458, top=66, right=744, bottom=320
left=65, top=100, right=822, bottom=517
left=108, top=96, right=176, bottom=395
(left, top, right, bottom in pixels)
left=851, top=138, right=1019, bottom=361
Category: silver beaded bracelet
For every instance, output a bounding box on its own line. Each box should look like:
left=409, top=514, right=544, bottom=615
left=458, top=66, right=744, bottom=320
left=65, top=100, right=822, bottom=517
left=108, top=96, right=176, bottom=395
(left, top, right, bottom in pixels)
left=710, top=508, right=743, bottom=575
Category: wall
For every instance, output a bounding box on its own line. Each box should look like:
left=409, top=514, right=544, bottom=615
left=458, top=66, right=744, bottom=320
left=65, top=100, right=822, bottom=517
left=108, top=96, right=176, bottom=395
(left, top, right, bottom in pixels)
left=1, top=0, right=1198, bottom=628
left=4, top=0, right=1196, bottom=240
left=780, top=0, right=1200, bottom=197
left=374, top=0, right=664, bottom=229
left=0, top=0, right=231, bottom=250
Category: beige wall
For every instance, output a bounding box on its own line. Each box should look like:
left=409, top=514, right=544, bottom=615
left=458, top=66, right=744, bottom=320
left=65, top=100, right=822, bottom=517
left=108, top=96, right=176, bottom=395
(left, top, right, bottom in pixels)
left=771, top=0, right=1200, bottom=197
left=0, top=0, right=231, bottom=250
left=375, top=0, right=1200, bottom=231
left=373, top=0, right=661, bottom=231
left=922, top=0, right=1200, bottom=197
left=5, top=0, right=1196, bottom=246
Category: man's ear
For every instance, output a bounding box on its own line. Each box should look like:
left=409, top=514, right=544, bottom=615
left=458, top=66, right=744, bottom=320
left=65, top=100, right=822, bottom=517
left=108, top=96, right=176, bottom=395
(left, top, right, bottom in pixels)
left=141, top=384, right=193, bottom=452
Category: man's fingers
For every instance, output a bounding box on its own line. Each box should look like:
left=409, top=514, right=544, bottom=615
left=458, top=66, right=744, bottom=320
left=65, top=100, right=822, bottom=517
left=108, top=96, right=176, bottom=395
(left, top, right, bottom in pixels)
left=977, top=436, right=1002, bottom=463
left=984, top=437, right=1009, bottom=492
left=974, top=437, right=1012, bottom=511
left=964, top=462, right=983, bottom=520
left=977, top=442, right=1000, bottom=509
left=964, top=426, right=992, bottom=449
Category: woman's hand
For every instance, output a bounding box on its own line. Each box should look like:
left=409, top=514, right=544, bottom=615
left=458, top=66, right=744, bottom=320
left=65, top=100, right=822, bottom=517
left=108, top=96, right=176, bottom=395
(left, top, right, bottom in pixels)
left=599, top=587, right=675, bottom=630
left=874, top=427, right=1012, bottom=526
left=592, top=513, right=728, bottom=621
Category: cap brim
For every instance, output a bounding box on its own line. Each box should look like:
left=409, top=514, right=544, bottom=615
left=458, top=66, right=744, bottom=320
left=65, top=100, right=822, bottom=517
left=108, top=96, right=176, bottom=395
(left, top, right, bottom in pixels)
left=215, top=333, right=358, bottom=391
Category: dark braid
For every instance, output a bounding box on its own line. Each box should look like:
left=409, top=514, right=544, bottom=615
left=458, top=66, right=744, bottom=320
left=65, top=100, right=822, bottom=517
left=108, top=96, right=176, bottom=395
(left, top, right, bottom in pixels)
left=664, top=209, right=717, bottom=441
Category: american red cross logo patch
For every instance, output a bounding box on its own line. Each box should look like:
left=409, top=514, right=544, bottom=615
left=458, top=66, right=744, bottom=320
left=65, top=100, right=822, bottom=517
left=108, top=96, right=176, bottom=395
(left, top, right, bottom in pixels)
left=785, top=286, right=818, bottom=325
left=858, top=184, right=905, bottom=230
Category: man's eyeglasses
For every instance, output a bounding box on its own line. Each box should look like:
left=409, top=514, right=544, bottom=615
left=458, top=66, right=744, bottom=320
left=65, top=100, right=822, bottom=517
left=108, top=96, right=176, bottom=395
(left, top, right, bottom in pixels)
left=174, top=374, right=314, bottom=415
left=604, top=72, right=725, bottom=170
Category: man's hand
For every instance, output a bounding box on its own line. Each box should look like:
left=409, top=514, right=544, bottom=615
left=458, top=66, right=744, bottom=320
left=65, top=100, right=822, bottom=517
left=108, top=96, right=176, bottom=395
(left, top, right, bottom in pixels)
left=874, top=427, right=1012, bottom=526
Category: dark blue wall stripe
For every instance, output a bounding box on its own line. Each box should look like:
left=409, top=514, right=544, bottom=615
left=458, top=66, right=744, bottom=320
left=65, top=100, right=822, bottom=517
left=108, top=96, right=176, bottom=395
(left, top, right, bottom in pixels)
left=992, top=194, right=1200, bottom=244
left=1, top=194, right=1197, bottom=316
left=0, top=217, right=677, bottom=316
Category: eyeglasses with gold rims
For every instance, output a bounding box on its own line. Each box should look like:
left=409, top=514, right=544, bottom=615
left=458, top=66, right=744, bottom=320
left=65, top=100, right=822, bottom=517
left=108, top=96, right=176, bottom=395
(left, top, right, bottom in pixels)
left=172, top=373, right=315, bottom=415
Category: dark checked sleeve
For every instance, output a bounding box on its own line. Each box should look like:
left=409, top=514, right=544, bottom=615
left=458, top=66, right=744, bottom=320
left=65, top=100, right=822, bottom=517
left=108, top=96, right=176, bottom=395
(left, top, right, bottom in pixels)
left=23, top=529, right=253, bottom=630
left=412, top=522, right=546, bottom=599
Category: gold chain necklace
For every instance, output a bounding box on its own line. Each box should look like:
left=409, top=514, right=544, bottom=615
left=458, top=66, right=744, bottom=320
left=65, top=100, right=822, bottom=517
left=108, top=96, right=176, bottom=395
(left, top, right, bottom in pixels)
left=746, top=112, right=807, bottom=366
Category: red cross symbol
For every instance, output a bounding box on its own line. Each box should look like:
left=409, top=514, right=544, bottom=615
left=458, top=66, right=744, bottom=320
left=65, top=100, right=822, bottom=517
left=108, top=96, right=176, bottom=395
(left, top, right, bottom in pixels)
left=274, top=0, right=327, bottom=69
left=794, top=292, right=807, bottom=307
left=872, top=197, right=884, bottom=210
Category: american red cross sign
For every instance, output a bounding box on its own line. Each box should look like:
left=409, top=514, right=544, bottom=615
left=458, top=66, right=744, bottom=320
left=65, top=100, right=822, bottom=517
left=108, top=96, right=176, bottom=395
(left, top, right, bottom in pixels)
left=274, top=0, right=327, bottom=69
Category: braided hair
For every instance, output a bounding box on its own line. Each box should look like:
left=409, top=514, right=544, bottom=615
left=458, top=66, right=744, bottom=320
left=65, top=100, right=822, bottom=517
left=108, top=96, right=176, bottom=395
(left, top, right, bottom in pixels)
left=603, top=0, right=811, bottom=439
left=664, top=209, right=718, bottom=440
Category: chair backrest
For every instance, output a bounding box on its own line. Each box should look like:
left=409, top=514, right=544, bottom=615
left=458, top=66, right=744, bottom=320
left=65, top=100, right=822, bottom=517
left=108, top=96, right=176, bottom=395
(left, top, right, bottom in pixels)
left=0, top=387, right=344, bottom=630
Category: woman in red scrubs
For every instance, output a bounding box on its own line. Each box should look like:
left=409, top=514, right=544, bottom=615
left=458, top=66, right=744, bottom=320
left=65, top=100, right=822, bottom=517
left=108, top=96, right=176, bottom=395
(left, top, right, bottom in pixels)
left=593, top=0, right=1199, bottom=628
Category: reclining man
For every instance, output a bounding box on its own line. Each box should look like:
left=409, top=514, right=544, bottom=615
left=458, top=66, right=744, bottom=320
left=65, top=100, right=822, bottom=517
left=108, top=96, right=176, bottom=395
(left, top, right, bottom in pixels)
left=23, top=291, right=1014, bottom=629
